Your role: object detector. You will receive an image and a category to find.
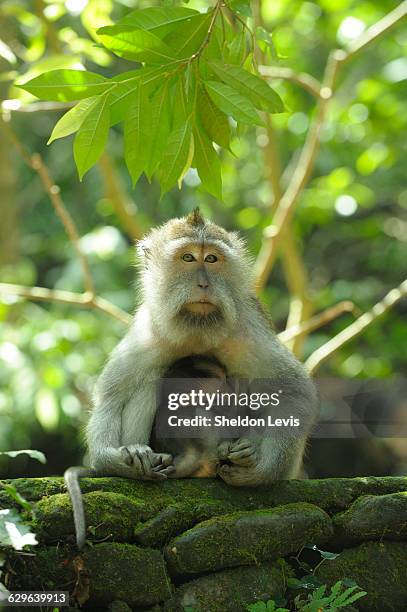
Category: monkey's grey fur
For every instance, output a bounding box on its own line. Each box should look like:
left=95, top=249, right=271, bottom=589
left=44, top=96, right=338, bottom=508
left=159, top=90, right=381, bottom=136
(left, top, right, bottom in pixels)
left=65, top=210, right=318, bottom=548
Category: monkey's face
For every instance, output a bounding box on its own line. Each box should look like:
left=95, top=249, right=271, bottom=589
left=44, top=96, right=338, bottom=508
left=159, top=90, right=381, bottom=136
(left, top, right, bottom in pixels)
left=138, top=214, right=254, bottom=339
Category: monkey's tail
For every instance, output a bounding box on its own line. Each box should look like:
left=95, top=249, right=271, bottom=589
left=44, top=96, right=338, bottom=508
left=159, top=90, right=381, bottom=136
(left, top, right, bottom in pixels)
left=64, top=466, right=95, bottom=550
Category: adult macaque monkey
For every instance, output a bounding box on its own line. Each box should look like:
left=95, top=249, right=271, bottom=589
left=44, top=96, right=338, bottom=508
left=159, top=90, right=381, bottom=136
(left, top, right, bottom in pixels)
left=87, top=209, right=317, bottom=485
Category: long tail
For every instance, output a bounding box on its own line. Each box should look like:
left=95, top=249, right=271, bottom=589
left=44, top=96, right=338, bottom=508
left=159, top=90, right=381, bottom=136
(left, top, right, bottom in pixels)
left=64, top=466, right=94, bottom=550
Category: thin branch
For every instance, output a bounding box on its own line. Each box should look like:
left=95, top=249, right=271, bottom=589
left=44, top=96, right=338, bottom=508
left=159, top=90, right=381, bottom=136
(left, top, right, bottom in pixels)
left=255, top=0, right=313, bottom=357
left=254, top=2, right=407, bottom=290
left=0, top=119, right=132, bottom=326
left=98, top=153, right=143, bottom=241
left=32, top=153, right=95, bottom=294
left=2, top=120, right=94, bottom=294
left=0, top=283, right=132, bottom=326
left=305, top=281, right=407, bottom=374
left=258, top=66, right=322, bottom=99
left=279, top=300, right=358, bottom=344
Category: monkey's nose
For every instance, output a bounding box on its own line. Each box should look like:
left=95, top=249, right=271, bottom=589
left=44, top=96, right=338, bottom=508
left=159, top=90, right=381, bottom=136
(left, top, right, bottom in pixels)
left=198, top=279, right=209, bottom=289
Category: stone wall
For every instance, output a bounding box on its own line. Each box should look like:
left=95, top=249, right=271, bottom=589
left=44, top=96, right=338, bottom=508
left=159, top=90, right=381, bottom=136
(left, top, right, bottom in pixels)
left=1, top=476, right=407, bottom=611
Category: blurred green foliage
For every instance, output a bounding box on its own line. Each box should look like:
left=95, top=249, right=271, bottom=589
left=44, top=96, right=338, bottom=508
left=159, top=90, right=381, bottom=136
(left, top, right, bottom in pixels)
left=0, top=0, right=406, bottom=477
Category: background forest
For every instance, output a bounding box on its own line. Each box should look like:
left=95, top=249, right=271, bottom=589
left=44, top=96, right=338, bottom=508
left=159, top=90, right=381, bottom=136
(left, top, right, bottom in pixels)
left=0, top=0, right=406, bottom=480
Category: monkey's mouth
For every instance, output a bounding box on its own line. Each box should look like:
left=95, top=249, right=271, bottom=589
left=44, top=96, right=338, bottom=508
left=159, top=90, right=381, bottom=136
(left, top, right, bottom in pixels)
left=184, top=301, right=218, bottom=316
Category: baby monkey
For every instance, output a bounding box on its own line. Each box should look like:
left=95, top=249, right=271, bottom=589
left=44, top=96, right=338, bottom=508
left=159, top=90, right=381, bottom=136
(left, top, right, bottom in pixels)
left=152, top=354, right=234, bottom=478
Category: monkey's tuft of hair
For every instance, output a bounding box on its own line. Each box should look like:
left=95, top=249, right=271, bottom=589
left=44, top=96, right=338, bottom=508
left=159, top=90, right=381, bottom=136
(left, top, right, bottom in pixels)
left=186, top=207, right=205, bottom=228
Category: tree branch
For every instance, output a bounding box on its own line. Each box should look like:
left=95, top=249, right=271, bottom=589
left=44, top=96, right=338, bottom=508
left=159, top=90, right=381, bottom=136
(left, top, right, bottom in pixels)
left=254, top=2, right=407, bottom=290
left=258, top=66, right=322, bottom=99
left=278, top=300, right=358, bottom=344
left=98, top=153, right=143, bottom=241
left=0, top=119, right=132, bottom=326
left=0, top=283, right=132, bottom=325
left=305, top=281, right=407, bottom=374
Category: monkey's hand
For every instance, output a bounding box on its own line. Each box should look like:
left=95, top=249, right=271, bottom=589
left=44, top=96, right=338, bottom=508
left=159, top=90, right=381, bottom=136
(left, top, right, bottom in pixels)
left=217, top=438, right=258, bottom=467
left=217, top=439, right=263, bottom=487
left=119, top=445, right=174, bottom=480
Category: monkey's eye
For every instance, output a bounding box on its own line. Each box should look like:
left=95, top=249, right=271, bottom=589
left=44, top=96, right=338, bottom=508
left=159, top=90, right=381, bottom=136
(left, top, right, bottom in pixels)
left=182, top=253, right=195, bottom=262
left=205, top=254, right=218, bottom=263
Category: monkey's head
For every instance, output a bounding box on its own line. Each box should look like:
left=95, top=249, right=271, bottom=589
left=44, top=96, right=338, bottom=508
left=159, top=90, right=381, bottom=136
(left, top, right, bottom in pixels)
left=137, top=209, right=254, bottom=341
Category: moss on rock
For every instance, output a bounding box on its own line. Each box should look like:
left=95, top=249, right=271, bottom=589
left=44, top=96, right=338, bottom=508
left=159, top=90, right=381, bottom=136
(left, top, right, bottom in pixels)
left=164, top=560, right=292, bottom=612
left=134, top=501, right=233, bottom=547
left=2, top=475, right=406, bottom=513
left=333, top=492, right=407, bottom=544
left=34, top=491, right=152, bottom=543
left=82, top=543, right=172, bottom=607
left=316, top=541, right=407, bottom=611
left=165, top=503, right=333, bottom=577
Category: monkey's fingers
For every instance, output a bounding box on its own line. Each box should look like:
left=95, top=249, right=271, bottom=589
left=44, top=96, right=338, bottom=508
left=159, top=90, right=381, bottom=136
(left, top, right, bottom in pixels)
left=229, top=438, right=253, bottom=452
left=135, top=450, right=153, bottom=476
left=120, top=446, right=134, bottom=466
left=217, top=440, right=232, bottom=460
left=227, top=452, right=257, bottom=467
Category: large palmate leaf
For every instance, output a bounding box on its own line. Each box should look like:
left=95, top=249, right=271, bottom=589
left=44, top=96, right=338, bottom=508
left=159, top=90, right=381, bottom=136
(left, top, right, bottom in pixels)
left=197, top=85, right=231, bottom=149
left=48, top=97, right=99, bottom=143
left=17, top=70, right=111, bottom=102
left=74, top=93, right=111, bottom=179
left=97, top=26, right=176, bottom=64
left=165, top=11, right=213, bottom=59
left=124, top=86, right=151, bottom=185
left=158, top=119, right=193, bottom=195
left=204, top=80, right=265, bottom=126
left=193, top=124, right=222, bottom=199
left=209, top=61, right=284, bottom=113
left=145, top=79, right=172, bottom=180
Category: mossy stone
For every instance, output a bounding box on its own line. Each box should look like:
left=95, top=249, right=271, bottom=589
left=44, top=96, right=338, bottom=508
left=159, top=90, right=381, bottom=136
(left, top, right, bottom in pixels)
left=316, top=541, right=407, bottom=611
left=164, top=561, right=292, bottom=612
left=165, top=503, right=333, bottom=577
left=34, top=491, right=152, bottom=543
left=333, top=492, right=407, bottom=544
left=82, top=543, right=172, bottom=607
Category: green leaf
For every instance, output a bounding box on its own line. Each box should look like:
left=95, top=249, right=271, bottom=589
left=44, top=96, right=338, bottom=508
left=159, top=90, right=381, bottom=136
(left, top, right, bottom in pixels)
left=204, top=80, right=264, bottom=126
left=209, top=61, right=284, bottom=113
left=118, top=6, right=199, bottom=37
left=0, top=483, right=33, bottom=513
left=97, top=26, right=176, bottom=64
left=158, top=119, right=193, bottom=195
left=73, top=93, right=111, bottom=180
left=17, top=70, right=111, bottom=102
left=124, top=86, right=151, bottom=185
left=109, top=67, right=165, bottom=125
left=197, top=85, right=230, bottom=148
left=145, top=80, right=172, bottom=179
left=0, top=449, right=46, bottom=464
left=229, top=0, right=252, bottom=17
left=47, top=97, right=99, bottom=144
left=164, top=11, right=213, bottom=59
left=226, top=30, right=247, bottom=65
left=193, top=123, right=222, bottom=199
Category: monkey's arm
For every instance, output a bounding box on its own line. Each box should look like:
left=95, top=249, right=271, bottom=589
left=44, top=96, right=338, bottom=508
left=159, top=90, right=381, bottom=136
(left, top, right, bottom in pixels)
left=87, top=330, right=173, bottom=480
left=218, top=337, right=318, bottom=487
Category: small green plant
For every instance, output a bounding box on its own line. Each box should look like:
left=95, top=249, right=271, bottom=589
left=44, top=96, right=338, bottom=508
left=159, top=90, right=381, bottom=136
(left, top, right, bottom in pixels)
left=293, top=580, right=367, bottom=611
left=0, top=450, right=46, bottom=599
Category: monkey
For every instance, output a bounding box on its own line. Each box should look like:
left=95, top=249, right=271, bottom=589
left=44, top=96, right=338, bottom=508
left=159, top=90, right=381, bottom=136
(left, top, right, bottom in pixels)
left=86, top=208, right=318, bottom=486
left=66, top=208, right=318, bottom=548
